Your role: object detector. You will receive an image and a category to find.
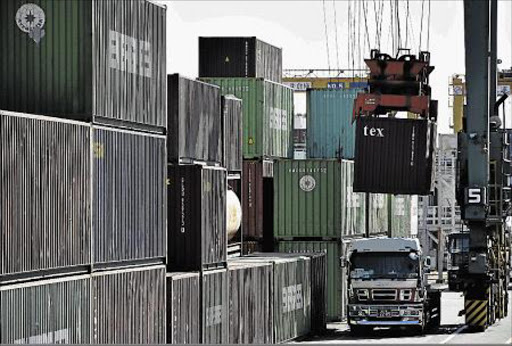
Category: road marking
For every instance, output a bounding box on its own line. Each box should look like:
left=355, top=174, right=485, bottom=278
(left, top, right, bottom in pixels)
left=505, top=337, right=512, bottom=344
left=441, top=325, right=467, bottom=344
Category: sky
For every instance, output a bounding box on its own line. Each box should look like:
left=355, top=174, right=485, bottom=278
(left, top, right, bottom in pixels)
left=156, top=0, right=512, bottom=134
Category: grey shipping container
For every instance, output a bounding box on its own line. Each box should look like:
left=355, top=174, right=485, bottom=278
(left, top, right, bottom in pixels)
left=0, top=0, right=167, bottom=131
left=0, top=274, right=91, bottom=344
left=202, top=269, right=229, bottom=344
left=167, top=74, right=222, bottom=164
left=228, top=260, right=273, bottom=344
left=222, top=95, right=243, bottom=172
left=92, top=265, right=166, bottom=344
left=199, top=37, right=282, bottom=83
left=354, top=117, right=435, bottom=195
left=242, top=160, right=274, bottom=241
left=277, top=241, right=343, bottom=322
left=390, top=195, right=412, bottom=238
left=92, top=126, right=166, bottom=266
left=166, top=272, right=200, bottom=344
left=167, top=164, right=227, bottom=271
left=1, top=111, right=91, bottom=278
left=368, top=193, right=390, bottom=236
left=241, top=254, right=312, bottom=343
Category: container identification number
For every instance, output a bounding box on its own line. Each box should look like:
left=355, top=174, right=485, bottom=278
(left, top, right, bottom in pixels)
left=282, top=284, right=303, bottom=313
left=206, top=305, right=223, bottom=326
left=109, top=30, right=152, bottom=78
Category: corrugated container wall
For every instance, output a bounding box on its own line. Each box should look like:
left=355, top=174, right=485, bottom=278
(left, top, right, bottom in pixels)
left=0, top=0, right=166, bottom=130
left=167, top=165, right=227, bottom=271
left=354, top=117, right=435, bottom=195
left=199, top=37, right=282, bottom=83
left=202, top=269, right=229, bottom=344
left=166, top=272, right=200, bottom=344
left=242, top=160, right=274, bottom=240
left=368, top=194, right=389, bottom=236
left=200, top=78, right=293, bottom=159
left=1, top=111, right=91, bottom=278
left=92, top=127, right=166, bottom=266
left=222, top=95, right=243, bottom=172
left=344, top=162, right=366, bottom=237
left=167, top=75, right=222, bottom=164
left=92, top=266, right=166, bottom=344
left=306, top=89, right=360, bottom=159
left=390, top=195, right=412, bottom=238
left=228, top=261, right=273, bottom=344
left=0, top=275, right=91, bottom=343
left=277, top=241, right=343, bottom=322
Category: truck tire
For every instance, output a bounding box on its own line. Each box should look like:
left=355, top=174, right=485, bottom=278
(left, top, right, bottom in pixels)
left=349, top=325, right=373, bottom=335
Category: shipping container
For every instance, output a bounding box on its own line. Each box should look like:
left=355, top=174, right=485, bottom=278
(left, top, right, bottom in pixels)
left=199, top=37, right=282, bottom=83
left=222, top=95, right=243, bottom=172
left=0, top=274, right=91, bottom=343
left=240, top=254, right=312, bottom=343
left=242, top=160, right=274, bottom=241
left=167, top=164, right=227, bottom=271
left=92, top=265, right=166, bottom=344
left=167, top=74, right=222, bottom=164
left=354, top=117, right=435, bottom=195
left=390, top=195, right=412, bottom=238
left=92, top=126, right=166, bottom=266
left=242, top=240, right=264, bottom=255
left=166, top=272, right=200, bottom=344
left=273, top=159, right=366, bottom=238
left=0, top=0, right=166, bottom=130
left=1, top=111, right=91, bottom=278
left=202, top=269, right=229, bottom=344
left=368, top=193, right=390, bottom=236
left=306, top=89, right=360, bottom=159
left=293, top=129, right=307, bottom=145
left=277, top=241, right=342, bottom=322
left=200, top=78, right=293, bottom=159
left=228, top=260, right=273, bottom=344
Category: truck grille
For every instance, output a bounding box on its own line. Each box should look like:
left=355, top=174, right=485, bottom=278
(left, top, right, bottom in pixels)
left=372, top=289, right=397, bottom=301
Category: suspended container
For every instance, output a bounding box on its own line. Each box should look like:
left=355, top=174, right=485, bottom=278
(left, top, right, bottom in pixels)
left=368, top=193, right=390, bottom=236
left=200, top=78, right=293, bottom=159
left=228, top=260, right=273, bottom=344
left=0, top=0, right=167, bottom=131
left=222, top=95, right=243, bottom=172
left=166, top=272, right=200, bottom=344
left=354, top=117, right=436, bottom=194
left=273, top=159, right=366, bottom=238
left=92, top=126, right=167, bottom=267
left=0, top=274, right=91, bottom=344
left=167, top=164, right=227, bottom=271
left=306, top=89, right=360, bottom=159
left=1, top=111, right=91, bottom=279
left=167, top=74, right=222, bottom=164
left=390, top=195, right=412, bottom=238
left=201, top=269, right=229, bottom=344
left=199, top=37, right=283, bottom=83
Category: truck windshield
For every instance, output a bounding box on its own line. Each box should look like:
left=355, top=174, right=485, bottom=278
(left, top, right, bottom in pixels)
left=350, top=252, right=419, bottom=280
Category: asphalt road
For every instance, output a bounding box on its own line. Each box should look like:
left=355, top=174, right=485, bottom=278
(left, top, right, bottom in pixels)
left=298, top=290, right=512, bottom=344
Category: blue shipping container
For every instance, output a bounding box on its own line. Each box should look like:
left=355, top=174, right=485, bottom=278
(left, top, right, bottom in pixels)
left=307, top=89, right=360, bottom=159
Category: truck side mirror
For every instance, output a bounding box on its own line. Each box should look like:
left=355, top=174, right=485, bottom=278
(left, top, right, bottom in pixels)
left=424, top=256, right=432, bottom=270
left=340, top=257, right=347, bottom=268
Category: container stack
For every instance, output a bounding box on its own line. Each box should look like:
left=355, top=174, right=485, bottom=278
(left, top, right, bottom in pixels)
left=199, top=37, right=294, bottom=254
left=0, top=0, right=167, bottom=343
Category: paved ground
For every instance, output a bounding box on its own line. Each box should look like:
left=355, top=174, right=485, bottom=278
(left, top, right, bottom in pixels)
left=297, top=290, right=512, bottom=344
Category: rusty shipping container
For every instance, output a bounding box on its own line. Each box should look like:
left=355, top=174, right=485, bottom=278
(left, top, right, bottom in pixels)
left=92, top=265, right=166, bottom=344
left=228, top=260, right=273, bottom=344
left=167, top=74, right=222, bottom=164
left=199, top=37, right=282, bottom=83
left=166, top=272, right=200, bottom=344
left=202, top=269, right=229, bottom=344
left=92, top=126, right=166, bottom=266
left=1, top=111, right=91, bottom=279
left=222, top=95, right=243, bottom=172
left=242, top=160, right=274, bottom=241
left=0, top=274, right=91, bottom=343
left=0, top=0, right=167, bottom=131
left=354, top=117, right=436, bottom=194
left=167, top=165, right=227, bottom=271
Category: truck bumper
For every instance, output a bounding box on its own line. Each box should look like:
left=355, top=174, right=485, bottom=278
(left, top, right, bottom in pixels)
left=348, top=304, right=424, bottom=326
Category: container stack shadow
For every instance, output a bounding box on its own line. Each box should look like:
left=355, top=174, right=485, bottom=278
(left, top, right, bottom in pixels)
left=0, top=0, right=167, bottom=343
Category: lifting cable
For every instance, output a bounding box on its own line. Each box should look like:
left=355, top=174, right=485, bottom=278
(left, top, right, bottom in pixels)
left=332, top=0, right=341, bottom=72
left=321, top=0, right=331, bottom=72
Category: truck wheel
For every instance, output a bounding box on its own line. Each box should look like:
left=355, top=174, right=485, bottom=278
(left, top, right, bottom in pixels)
left=350, top=325, right=372, bottom=335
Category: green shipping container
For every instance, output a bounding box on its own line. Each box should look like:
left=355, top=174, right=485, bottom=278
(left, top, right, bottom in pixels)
left=274, top=159, right=365, bottom=238
left=200, top=78, right=293, bottom=159
left=368, top=193, right=390, bottom=236
left=277, top=240, right=345, bottom=321
left=390, top=195, right=412, bottom=237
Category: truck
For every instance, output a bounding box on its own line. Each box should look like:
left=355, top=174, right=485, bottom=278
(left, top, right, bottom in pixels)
left=343, top=237, right=442, bottom=334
